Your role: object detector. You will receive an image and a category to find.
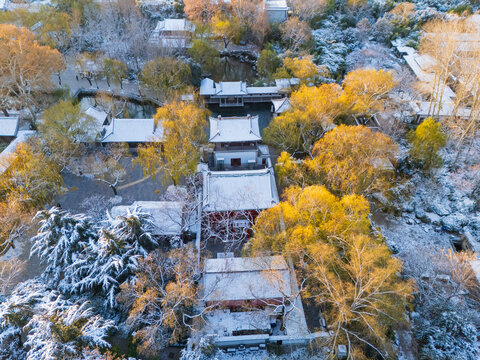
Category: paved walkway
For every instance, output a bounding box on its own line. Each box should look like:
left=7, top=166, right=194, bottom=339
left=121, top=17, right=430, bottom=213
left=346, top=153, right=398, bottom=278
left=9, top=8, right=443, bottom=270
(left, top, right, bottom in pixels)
left=53, top=60, right=142, bottom=99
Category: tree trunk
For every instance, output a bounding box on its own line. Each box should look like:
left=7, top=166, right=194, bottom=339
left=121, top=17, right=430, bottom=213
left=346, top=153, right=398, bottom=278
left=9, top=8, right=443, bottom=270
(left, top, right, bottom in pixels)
left=1, top=109, right=9, bottom=116
left=110, top=184, right=118, bottom=196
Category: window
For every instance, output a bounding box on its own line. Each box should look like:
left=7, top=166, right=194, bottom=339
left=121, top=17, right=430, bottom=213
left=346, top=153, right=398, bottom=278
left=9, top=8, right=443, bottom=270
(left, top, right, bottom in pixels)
left=231, top=158, right=241, bottom=167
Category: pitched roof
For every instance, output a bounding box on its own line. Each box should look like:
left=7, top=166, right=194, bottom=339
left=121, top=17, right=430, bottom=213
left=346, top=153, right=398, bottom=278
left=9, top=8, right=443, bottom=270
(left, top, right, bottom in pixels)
left=155, top=18, right=195, bottom=32
left=202, top=168, right=279, bottom=212
left=264, top=0, right=288, bottom=10
left=110, top=201, right=184, bottom=236
left=200, top=78, right=283, bottom=97
left=209, top=115, right=261, bottom=143
left=204, top=256, right=292, bottom=302
left=101, top=118, right=163, bottom=143
left=271, top=97, right=291, bottom=114
left=0, top=117, right=19, bottom=137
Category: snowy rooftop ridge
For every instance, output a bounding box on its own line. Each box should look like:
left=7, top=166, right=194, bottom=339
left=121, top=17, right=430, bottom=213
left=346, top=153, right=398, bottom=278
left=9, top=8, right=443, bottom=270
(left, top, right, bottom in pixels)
left=200, top=78, right=285, bottom=97
left=101, top=118, right=163, bottom=143
left=154, top=18, right=195, bottom=32
left=202, top=168, right=279, bottom=212
left=204, top=255, right=292, bottom=302
left=264, top=0, right=288, bottom=10
left=209, top=115, right=261, bottom=143
left=0, top=117, right=19, bottom=137
left=205, top=255, right=288, bottom=273
left=271, top=97, right=291, bottom=114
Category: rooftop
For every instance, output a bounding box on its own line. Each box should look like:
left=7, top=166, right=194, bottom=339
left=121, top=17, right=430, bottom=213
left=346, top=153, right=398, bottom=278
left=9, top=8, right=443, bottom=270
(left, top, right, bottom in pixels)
left=101, top=118, right=163, bottom=143
left=110, top=201, right=183, bottom=236
left=0, top=117, right=19, bottom=137
left=271, top=97, right=291, bottom=114
left=85, top=106, right=108, bottom=126
left=154, top=18, right=195, bottom=32
left=200, top=78, right=281, bottom=97
left=264, top=0, right=288, bottom=10
left=209, top=115, right=261, bottom=143
left=204, top=256, right=292, bottom=302
left=202, top=168, right=279, bottom=212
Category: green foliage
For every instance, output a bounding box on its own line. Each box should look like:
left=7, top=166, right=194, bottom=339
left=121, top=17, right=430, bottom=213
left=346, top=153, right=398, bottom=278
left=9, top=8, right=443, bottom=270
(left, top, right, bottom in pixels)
left=257, top=47, right=281, bottom=79
left=104, top=58, right=127, bottom=88
left=448, top=4, right=473, bottom=15
left=38, top=100, right=100, bottom=168
left=140, top=57, right=191, bottom=100
left=187, top=39, right=220, bottom=75
left=408, top=117, right=447, bottom=173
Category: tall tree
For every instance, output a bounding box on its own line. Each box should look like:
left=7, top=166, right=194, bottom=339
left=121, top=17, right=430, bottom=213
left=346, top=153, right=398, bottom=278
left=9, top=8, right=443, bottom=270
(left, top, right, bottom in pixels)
left=407, top=117, right=447, bottom=173
left=339, top=68, right=396, bottom=118
left=306, top=125, right=398, bottom=196
left=280, top=17, right=312, bottom=52
left=0, top=279, right=114, bottom=359
left=264, top=84, right=343, bottom=157
left=257, top=47, right=281, bottom=79
left=0, top=24, right=64, bottom=120
left=183, top=0, right=224, bottom=23
left=119, top=246, right=199, bottom=357
left=273, top=56, right=323, bottom=83
left=135, top=100, right=208, bottom=186
left=289, top=0, right=327, bottom=20
left=31, top=207, right=98, bottom=289
left=103, top=58, right=127, bottom=89
left=230, top=0, right=268, bottom=44
left=81, top=143, right=131, bottom=196
left=187, top=39, right=220, bottom=74
left=247, top=185, right=413, bottom=359
left=38, top=101, right=100, bottom=170
left=211, top=15, right=245, bottom=49
left=140, top=57, right=191, bottom=100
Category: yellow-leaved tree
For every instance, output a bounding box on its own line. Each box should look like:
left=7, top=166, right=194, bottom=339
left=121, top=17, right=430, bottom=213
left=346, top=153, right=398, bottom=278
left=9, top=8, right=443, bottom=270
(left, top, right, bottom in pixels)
left=0, top=140, right=64, bottom=254
left=119, top=246, right=198, bottom=357
left=263, top=84, right=343, bottom=157
left=274, top=56, right=325, bottom=83
left=0, top=24, right=64, bottom=120
left=135, top=99, right=208, bottom=186
left=305, top=125, right=398, bottom=196
left=247, top=185, right=413, bottom=359
left=339, top=68, right=396, bottom=118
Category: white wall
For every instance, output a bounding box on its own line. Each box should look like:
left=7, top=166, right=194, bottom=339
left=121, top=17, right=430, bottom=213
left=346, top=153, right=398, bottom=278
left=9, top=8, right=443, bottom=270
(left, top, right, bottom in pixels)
left=214, top=150, right=258, bottom=169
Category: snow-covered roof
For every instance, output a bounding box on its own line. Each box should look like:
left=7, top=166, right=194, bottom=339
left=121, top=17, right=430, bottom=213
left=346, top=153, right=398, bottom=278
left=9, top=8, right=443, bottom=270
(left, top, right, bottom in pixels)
left=274, top=78, right=300, bottom=90
left=154, top=18, right=195, bottom=32
left=110, top=201, right=183, bottom=236
left=101, top=118, right=163, bottom=143
left=271, top=97, right=291, bottom=114
left=200, top=78, right=282, bottom=97
left=85, top=107, right=108, bottom=126
left=410, top=101, right=471, bottom=119
left=217, top=81, right=248, bottom=96
left=0, top=117, right=19, bottom=137
left=402, top=51, right=456, bottom=101
left=209, top=115, right=261, bottom=143
left=264, top=0, right=288, bottom=10
left=202, top=168, right=279, bottom=212
left=204, top=256, right=292, bottom=302
left=0, top=130, right=36, bottom=175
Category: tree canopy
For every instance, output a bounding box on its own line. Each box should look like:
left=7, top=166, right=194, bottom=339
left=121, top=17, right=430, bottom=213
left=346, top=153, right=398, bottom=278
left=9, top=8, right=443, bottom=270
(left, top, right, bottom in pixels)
left=263, top=84, right=343, bottom=157
left=135, top=99, right=208, bottom=186
left=0, top=24, right=64, bottom=118
left=247, top=185, right=413, bottom=359
left=305, top=125, right=399, bottom=196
